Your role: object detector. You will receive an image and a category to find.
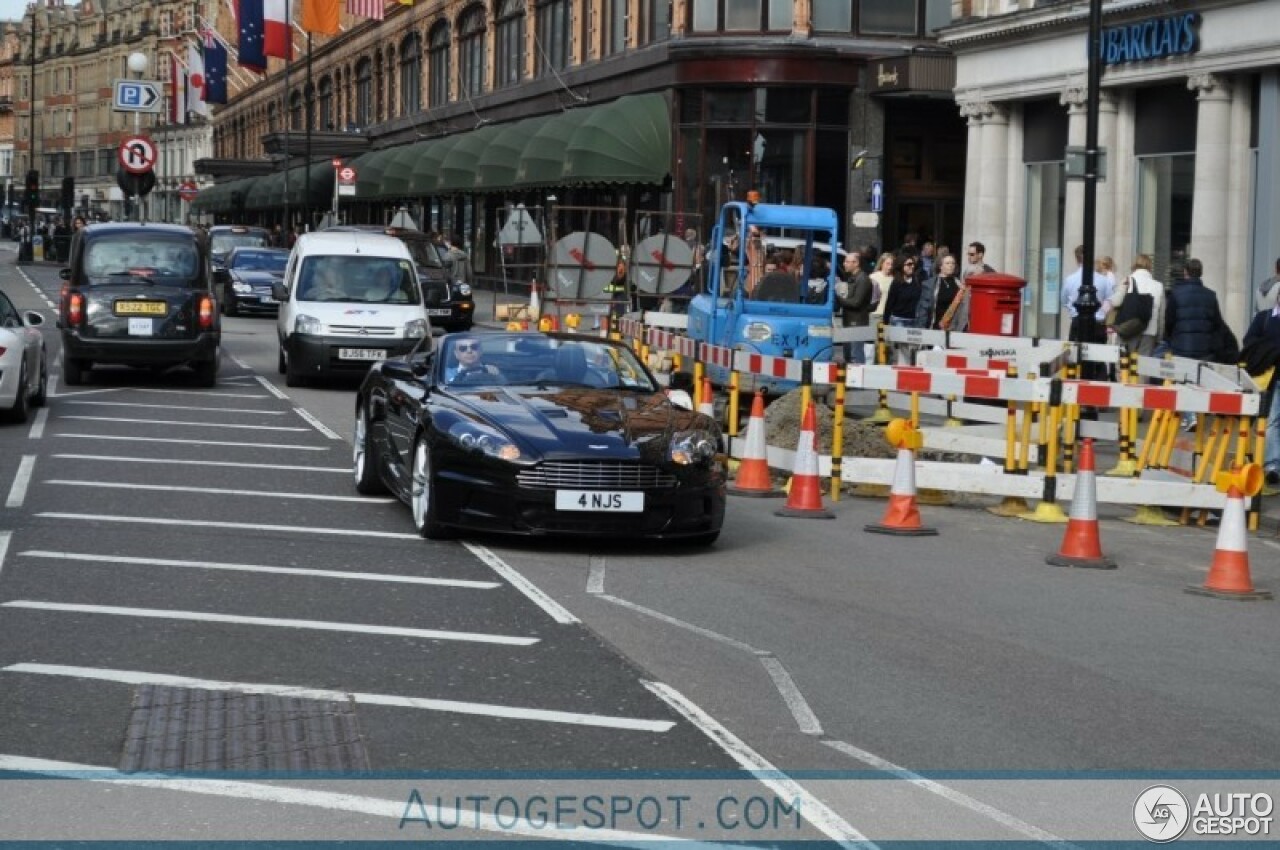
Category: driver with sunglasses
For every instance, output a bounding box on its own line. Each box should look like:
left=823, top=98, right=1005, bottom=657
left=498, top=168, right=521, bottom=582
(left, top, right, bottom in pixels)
left=446, top=334, right=503, bottom=384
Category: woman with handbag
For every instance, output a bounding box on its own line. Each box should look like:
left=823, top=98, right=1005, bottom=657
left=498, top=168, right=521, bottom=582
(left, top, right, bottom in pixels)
left=1108, top=254, right=1164, bottom=356
left=916, top=254, right=969, bottom=332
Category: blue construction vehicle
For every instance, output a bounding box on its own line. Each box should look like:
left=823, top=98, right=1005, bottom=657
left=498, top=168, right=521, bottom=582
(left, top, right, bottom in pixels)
left=686, top=199, right=841, bottom=394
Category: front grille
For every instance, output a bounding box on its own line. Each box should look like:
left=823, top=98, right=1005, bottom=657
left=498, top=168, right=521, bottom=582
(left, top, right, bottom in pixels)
left=517, top=461, right=677, bottom=490
left=328, top=324, right=397, bottom=336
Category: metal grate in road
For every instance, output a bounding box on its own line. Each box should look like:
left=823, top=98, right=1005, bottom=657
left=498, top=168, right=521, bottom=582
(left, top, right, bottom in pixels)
left=119, top=685, right=370, bottom=772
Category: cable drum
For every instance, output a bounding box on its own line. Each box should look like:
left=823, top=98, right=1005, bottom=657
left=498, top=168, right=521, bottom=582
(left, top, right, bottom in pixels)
left=550, top=232, right=617, bottom=299
left=631, top=234, right=694, bottom=295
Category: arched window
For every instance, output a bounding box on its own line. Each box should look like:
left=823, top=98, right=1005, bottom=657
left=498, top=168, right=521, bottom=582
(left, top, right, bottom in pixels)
left=458, top=6, right=486, bottom=98
left=495, top=0, right=525, bottom=87
left=399, top=32, right=421, bottom=115
left=355, top=57, right=372, bottom=128
left=428, top=21, right=451, bottom=108
left=318, top=76, right=334, bottom=129
left=535, top=0, right=569, bottom=74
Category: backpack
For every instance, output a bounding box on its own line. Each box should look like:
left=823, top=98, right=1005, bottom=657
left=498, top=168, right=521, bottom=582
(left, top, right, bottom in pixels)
left=1113, top=277, right=1153, bottom=338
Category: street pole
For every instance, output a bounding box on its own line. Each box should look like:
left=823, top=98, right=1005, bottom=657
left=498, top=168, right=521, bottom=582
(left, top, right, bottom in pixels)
left=23, top=11, right=35, bottom=262
left=1075, top=0, right=1104, bottom=351
left=303, top=32, right=313, bottom=232
left=282, top=0, right=291, bottom=235
left=128, top=52, right=149, bottom=223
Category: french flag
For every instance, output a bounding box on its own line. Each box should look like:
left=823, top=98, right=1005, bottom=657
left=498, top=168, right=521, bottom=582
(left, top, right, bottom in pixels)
left=264, top=0, right=292, bottom=60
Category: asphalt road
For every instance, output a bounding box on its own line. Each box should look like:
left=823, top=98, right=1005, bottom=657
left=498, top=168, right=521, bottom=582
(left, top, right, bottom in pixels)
left=4, top=247, right=1280, bottom=845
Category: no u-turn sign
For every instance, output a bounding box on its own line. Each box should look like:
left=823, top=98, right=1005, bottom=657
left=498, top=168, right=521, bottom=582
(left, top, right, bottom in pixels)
left=118, top=136, right=157, bottom=175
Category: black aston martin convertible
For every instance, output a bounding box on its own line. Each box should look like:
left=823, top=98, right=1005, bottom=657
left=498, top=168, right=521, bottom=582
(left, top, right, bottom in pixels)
left=353, top=331, right=727, bottom=544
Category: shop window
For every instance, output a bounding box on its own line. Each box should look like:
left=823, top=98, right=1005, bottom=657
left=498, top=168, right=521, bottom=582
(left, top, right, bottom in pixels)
left=458, top=5, right=487, bottom=98
left=495, top=0, right=526, bottom=87
left=429, top=21, right=451, bottom=108
left=859, top=0, right=917, bottom=34
left=400, top=33, right=421, bottom=115
left=706, top=89, right=752, bottom=123
left=1137, top=154, right=1195, bottom=284
left=1023, top=161, right=1066, bottom=339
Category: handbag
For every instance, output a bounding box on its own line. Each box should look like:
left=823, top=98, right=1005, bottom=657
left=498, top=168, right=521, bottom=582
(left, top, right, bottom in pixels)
left=1113, top=277, right=1153, bottom=339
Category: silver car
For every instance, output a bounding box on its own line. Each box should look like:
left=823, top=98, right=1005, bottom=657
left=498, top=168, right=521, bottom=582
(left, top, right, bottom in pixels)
left=0, top=288, right=48, bottom=423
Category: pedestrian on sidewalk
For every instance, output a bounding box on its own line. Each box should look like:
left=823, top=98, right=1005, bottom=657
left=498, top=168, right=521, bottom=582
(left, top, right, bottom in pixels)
left=1241, top=287, right=1280, bottom=485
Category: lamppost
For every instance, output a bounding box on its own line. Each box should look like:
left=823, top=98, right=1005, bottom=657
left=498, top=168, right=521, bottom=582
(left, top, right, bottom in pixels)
left=21, top=10, right=36, bottom=263
left=1074, top=0, right=1105, bottom=351
left=127, top=51, right=149, bottom=223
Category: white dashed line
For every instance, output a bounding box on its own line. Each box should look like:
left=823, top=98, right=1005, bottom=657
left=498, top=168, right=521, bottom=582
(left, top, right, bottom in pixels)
left=27, top=407, right=48, bottom=440
left=42, top=480, right=394, bottom=503
left=58, top=415, right=309, bottom=432
left=5, top=455, right=36, bottom=508
left=0, top=532, right=10, bottom=579
left=294, top=406, right=342, bottom=439
left=56, top=434, right=330, bottom=451
left=463, top=542, right=580, bottom=624
left=255, top=375, right=289, bottom=399
left=36, top=512, right=417, bottom=539
left=50, top=454, right=348, bottom=473
left=58, top=399, right=285, bottom=415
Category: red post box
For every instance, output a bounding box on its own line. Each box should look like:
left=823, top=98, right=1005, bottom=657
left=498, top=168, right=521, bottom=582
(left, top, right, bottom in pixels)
left=965, top=272, right=1027, bottom=337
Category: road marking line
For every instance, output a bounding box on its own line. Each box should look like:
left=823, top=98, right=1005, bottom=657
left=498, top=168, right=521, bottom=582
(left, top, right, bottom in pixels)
left=295, top=407, right=342, bottom=440
left=132, top=387, right=272, bottom=399
left=758, top=656, right=823, bottom=736
left=0, top=755, right=694, bottom=840
left=463, top=543, right=579, bottom=625
left=3, top=667, right=674, bottom=733
left=50, top=454, right=348, bottom=473
left=2, top=601, right=539, bottom=646
left=598, top=593, right=759, bottom=654
left=18, top=550, right=501, bottom=589
left=45, top=372, right=59, bottom=400
left=36, top=512, right=419, bottom=539
left=56, top=434, right=330, bottom=451
left=42, top=480, right=394, bottom=503
left=59, top=415, right=309, bottom=432
left=0, top=532, right=9, bottom=579
left=645, top=681, right=871, bottom=845
left=50, top=387, right=128, bottom=398
left=27, top=407, right=48, bottom=440
left=255, top=376, right=289, bottom=400
left=822, top=740, right=1076, bottom=847
left=5, top=455, right=36, bottom=508
left=59, top=400, right=286, bottom=415
left=17, top=267, right=55, bottom=307
left=586, top=555, right=606, bottom=594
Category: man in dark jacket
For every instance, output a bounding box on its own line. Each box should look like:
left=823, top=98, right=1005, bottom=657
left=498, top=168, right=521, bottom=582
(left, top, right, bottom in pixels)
left=835, top=251, right=873, bottom=363
left=1164, top=258, right=1223, bottom=361
left=1242, top=290, right=1280, bottom=484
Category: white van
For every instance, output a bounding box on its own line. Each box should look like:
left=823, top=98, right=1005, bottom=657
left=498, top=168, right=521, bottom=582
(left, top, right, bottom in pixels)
left=275, top=231, right=430, bottom=386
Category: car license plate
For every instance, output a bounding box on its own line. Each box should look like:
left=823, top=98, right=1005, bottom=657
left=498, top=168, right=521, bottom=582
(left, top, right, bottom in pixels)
left=425, top=309, right=453, bottom=317
left=554, top=490, right=644, bottom=512
left=338, top=348, right=386, bottom=361
left=127, top=317, right=154, bottom=336
left=261, top=296, right=277, bottom=304
left=115, top=300, right=167, bottom=316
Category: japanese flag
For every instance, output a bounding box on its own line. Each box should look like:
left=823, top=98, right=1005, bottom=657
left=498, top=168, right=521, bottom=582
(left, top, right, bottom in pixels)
left=187, top=40, right=209, bottom=118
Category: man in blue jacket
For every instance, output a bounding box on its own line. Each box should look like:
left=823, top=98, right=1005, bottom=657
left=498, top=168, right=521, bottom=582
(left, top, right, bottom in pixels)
left=1164, top=259, right=1223, bottom=361
left=1243, top=289, right=1280, bottom=485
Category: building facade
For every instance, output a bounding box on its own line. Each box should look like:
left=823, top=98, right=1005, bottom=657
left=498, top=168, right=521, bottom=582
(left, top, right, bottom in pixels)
left=15, top=0, right=213, bottom=223
left=0, top=22, right=19, bottom=222
left=200, top=0, right=963, bottom=277
left=942, top=0, right=1280, bottom=337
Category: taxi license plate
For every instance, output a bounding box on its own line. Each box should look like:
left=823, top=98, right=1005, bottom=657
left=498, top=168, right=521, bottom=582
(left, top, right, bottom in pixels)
left=338, top=348, right=386, bottom=361
left=114, top=300, right=167, bottom=316
left=555, top=491, right=644, bottom=512
left=425, top=309, right=453, bottom=317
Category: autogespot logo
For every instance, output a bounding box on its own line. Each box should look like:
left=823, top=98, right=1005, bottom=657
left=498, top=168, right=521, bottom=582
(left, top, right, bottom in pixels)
left=1134, top=785, right=1190, bottom=843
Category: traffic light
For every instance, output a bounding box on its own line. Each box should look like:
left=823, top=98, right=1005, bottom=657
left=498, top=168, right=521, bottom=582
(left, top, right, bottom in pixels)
left=60, top=176, right=75, bottom=211
left=24, top=170, right=39, bottom=209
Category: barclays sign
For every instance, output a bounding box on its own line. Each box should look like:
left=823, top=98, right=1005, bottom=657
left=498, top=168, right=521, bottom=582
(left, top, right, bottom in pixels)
left=1100, top=12, right=1200, bottom=66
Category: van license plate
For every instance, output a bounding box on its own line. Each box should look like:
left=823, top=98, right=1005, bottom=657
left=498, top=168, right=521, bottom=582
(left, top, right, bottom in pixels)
left=554, top=491, right=644, bottom=512
left=338, top=349, right=386, bottom=361
left=425, top=309, right=452, bottom=317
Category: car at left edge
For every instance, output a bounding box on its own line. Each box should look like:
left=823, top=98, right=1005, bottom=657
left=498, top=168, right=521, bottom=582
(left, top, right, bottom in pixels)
left=0, top=288, right=48, bottom=423
left=353, top=331, right=727, bottom=544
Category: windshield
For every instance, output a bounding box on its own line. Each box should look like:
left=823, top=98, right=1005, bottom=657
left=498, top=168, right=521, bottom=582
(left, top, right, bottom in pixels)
left=230, top=250, right=288, bottom=273
left=297, top=255, right=421, bottom=304
left=441, top=333, right=657, bottom=391
left=211, top=231, right=268, bottom=256
left=83, top=234, right=201, bottom=284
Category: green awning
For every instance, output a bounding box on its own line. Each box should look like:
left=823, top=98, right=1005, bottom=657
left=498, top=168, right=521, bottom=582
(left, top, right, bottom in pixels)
left=352, top=148, right=397, bottom=200
left=408, top=135, right=465, bottom=195
left=283, top=162, right=335, bottom=207
left=375, top=143, right=423, bottom=199
left=436, top=124, right=504, bottom=193
left=563, top=93, right=671, bottom=186
left=244, top=173, right=279, bottom=210
left=474, top=116, right=547, bottom=192
left=515, top=111, right=585, bottom=188
left=189, top=182, right=223, bottom=213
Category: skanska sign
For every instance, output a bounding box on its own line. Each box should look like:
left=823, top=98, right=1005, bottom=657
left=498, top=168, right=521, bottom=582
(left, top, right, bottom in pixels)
left=1100, top=12, right=1200, bottom=66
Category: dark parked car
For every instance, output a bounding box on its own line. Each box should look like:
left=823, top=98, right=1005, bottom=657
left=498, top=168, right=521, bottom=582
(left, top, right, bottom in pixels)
left=324, top=225, right=474, bottom=331
left=208, top=225, right=271, bottom=276
left=353, top=331, right=726, bottom=543
left=57, top=222, right=220, bottom=386
left=215, top=246, right=289, bottom=316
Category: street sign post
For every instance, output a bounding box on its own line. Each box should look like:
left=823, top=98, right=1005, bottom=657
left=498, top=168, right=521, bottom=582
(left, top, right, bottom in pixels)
left=118, top=136, right=157, bottom=175
left=113, top=79, right=164, bottom=114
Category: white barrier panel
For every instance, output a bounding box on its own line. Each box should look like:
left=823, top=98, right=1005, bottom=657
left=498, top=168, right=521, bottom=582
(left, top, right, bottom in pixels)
left=640, top=311, right=691, bottom=330
left=846, top=365, right=1053, bottom=403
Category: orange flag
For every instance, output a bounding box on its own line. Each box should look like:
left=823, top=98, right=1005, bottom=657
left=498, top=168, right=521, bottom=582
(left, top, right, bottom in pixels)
left=301, top=0, right=340, bottom=34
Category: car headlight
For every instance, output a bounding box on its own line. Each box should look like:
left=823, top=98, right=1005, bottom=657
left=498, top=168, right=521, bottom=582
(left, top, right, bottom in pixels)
left=743, top=322, right=773, bottom=342
left=232, top=282, right=252, bottom=293
left=670, top=429, right=718, bottom=465
left=447, top=421, right=522, bottom=461
left=295, top=313, right=322, bottom=335
left=404, top=318, right=428, bottom=338
left=454, top=281, right=472, bottom=297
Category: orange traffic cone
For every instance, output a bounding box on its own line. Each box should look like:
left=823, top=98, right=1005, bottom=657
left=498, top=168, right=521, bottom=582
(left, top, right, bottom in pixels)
left=865, top=419, right=937, bottom=536
left=1186, top=477, right=1273, bottom=600
left=775, top=403, right=835, bottom=519
left=697, top=377, right=715, bottom=420
left=1046, top=438, right=1116, bottom=569
left=728, top=391, right=782, bottom=498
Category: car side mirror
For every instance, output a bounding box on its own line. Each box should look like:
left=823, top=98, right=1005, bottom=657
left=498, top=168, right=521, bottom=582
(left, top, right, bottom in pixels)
left=59, top=268, right=71, bottom=281
left=272, top=282, right=289, bottom=301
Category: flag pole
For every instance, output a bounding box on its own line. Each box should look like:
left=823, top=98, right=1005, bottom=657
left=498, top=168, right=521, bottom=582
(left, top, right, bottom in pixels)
left=282, top=0, right=291, bottom=234
left=303, top=31, right=312, bottom=231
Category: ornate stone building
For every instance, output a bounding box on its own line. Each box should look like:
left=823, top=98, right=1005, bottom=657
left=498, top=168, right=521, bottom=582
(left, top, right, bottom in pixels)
left=0, top=22, right=20, bottom=218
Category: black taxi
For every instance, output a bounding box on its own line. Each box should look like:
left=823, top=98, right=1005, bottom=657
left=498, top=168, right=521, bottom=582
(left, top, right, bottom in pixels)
left=57, top=223, right=220, bottom=386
